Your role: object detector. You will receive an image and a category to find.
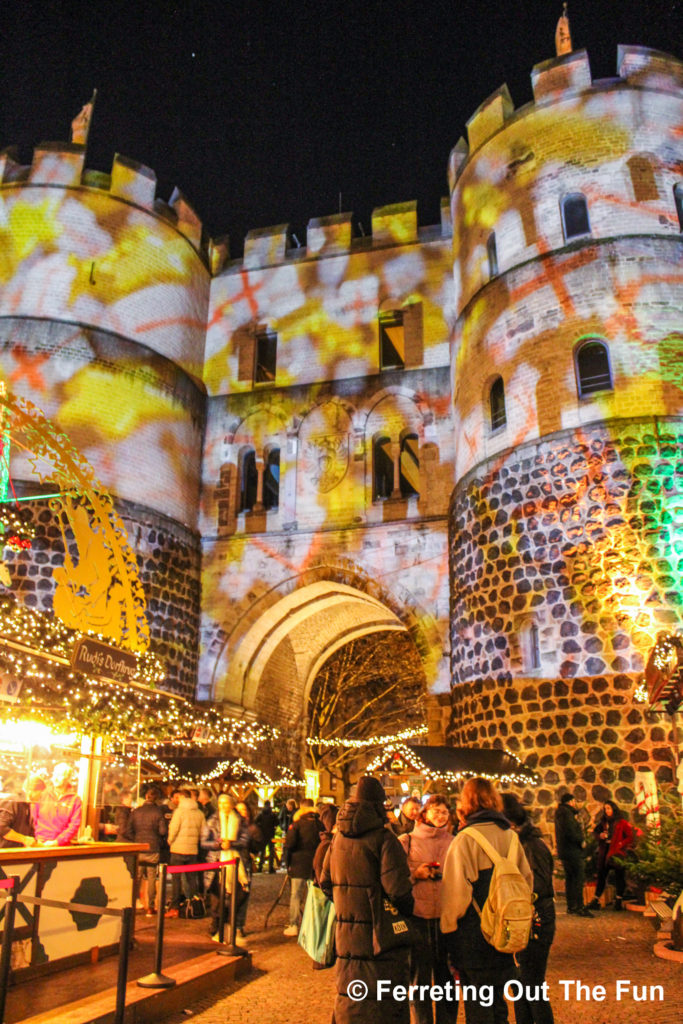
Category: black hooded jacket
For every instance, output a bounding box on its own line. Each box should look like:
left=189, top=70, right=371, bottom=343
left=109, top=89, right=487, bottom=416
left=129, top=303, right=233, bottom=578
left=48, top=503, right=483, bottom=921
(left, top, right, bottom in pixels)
left=320, top=798, right=413, bottom=993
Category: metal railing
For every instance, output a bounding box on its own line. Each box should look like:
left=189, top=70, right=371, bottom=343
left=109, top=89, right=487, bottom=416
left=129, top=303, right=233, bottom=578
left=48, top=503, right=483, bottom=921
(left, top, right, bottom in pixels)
left=0, top=875, right=133, bottom=1024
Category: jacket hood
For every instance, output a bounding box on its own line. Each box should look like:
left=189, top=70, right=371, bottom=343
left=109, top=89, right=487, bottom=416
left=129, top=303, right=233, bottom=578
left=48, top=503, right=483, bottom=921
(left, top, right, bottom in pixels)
left=336, top=799, right=387, bottom=837
left=463, top=808, right=511, bottom=830
left=292, top=807, right=318, bottom=823
left=519, top=820, right=542, bottom=842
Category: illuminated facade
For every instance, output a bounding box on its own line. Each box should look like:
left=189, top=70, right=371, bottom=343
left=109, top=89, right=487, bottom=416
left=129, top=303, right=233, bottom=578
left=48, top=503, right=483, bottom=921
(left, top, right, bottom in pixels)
left=0, top=44, right=681, bottom=805
left=447, top=45, right=683, bottom=807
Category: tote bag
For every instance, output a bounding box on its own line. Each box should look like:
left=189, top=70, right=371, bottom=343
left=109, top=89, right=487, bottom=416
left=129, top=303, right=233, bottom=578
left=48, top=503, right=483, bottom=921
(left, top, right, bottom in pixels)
left=297, top=880, right=336, bottom=965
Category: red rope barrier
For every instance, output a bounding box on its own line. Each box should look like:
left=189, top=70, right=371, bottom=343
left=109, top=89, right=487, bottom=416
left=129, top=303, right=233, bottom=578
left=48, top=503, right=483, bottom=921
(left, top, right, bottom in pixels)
left=165, top=857, right=238, bottom=874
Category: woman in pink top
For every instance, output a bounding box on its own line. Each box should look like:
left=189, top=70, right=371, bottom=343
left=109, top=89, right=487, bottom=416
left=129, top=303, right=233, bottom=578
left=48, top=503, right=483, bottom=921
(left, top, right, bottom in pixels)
left=399, top=794, right=456, bottom=1024
left=34, top=763, right=82, bottom=846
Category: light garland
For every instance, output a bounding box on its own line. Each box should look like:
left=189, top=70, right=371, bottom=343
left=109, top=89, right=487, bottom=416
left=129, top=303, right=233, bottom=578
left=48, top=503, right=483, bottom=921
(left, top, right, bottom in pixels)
left=307, top=725, right=428, bottom=749
left=0, top=594, right=280, bottom=747
left=363, top=743, right=539, bottom=787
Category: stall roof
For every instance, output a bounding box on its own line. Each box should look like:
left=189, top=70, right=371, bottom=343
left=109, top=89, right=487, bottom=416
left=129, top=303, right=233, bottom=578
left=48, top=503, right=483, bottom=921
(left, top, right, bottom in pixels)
left=366, top=743, right=540, bottom=785
left=145, top=754, right=303, bottom=787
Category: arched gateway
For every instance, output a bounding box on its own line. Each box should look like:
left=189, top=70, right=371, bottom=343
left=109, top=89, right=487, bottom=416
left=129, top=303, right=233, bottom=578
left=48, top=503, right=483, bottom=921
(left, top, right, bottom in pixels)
left=207, top=578, right=434, bottom=753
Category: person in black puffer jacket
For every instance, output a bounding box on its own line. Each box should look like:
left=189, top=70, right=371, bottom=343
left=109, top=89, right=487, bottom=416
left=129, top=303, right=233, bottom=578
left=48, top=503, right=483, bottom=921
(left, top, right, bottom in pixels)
left=125, top=786, right=167, bottom=914
left=320, top=776, right=414, bottom=1024
left=283, top=798, right=323, bottom=935
left=503, top=794, right=556, bottom=1024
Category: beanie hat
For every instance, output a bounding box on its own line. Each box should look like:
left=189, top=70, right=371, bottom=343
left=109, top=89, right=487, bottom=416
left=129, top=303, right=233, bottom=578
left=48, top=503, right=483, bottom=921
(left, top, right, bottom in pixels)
left=560, top=793, right=574, bottom=805
left=354, top=776, right=386, bottom=804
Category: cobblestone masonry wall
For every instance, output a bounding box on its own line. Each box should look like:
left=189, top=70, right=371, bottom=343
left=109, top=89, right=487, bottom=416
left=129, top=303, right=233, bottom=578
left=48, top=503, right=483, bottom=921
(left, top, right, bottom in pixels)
left=448, top=418, right=683, bottom=812
left=6, top=497, right=201, bottom=698
left=448, top=673, right=675, bottom=820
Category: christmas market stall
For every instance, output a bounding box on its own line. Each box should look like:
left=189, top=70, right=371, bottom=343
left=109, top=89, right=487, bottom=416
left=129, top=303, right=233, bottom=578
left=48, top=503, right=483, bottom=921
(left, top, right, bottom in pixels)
left=364, top=743, right=540, bottom=800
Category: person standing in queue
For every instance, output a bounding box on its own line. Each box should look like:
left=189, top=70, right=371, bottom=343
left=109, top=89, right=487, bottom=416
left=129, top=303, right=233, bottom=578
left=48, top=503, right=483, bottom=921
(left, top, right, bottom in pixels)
left=554, top=793, right=592, bottom=917
left=126, top=785, right=167, bottom=916
left=391, top=796, right=422, bottom=837
left=320, top=775, right=414, bottom=1024
left=283, top=797, right=322, bottom=936
left=502, top=794, right=556, bottom=1024
left=399, top=793, right=457, bottom=1024
left=587, top=801, right=636, bottom=911
left=441, top=777, right=533, bottom=1024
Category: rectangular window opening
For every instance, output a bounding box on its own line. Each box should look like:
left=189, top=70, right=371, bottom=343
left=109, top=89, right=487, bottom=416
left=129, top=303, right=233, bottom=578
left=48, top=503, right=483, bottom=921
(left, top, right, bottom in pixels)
left=255, top=331, right=277, bottom=385
left=379, top=311, right=405, bottom=370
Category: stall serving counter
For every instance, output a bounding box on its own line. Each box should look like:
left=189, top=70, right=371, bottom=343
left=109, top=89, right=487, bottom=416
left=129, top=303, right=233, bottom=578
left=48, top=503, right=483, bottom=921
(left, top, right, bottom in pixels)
left=0, top=842, right=147, bottom=980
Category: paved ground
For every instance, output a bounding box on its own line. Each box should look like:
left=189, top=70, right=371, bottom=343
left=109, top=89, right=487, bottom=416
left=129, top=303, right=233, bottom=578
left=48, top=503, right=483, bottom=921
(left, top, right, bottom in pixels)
left=156, top=873, right=681, bottom=1024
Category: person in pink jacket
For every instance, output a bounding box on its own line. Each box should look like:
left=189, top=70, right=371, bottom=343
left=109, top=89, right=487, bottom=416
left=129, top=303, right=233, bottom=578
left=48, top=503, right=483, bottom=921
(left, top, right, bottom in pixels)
left=34, top=763, right=82, bottom=846
left=399, top=794, right=457, bottom=1024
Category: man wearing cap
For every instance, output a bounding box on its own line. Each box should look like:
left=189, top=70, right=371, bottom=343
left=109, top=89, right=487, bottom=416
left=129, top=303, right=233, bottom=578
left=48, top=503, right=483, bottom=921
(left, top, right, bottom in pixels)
left=0, top=776, right=46, bottom=848
left=554, top=792, right=593, bottom=917
left=321, top=775, right=413, bottom=1024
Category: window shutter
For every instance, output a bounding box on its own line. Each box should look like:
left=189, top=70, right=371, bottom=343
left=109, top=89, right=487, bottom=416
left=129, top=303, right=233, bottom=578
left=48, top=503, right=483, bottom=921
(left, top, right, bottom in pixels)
left=237, top=329, right=256, bottom=382
left=403, top=303, right=423, bottom=368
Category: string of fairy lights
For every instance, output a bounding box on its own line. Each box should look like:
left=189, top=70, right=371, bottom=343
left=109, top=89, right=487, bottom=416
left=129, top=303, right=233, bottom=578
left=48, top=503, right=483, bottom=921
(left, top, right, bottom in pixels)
left=0, top=593, right=279, bottom=748
left=363, top=742, right=539, bottom=787
left=306, top=725, right=428, bottom=749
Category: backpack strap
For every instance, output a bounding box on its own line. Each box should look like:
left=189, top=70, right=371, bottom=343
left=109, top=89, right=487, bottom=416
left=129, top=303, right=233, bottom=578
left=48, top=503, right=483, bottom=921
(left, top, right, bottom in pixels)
left=466, top=827, right=519, bottom=918
left=467, top=826, right=519, bottom=865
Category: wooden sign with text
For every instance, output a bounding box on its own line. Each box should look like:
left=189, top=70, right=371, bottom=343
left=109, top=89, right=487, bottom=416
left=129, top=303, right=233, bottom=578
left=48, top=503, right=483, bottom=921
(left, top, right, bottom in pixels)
left=71, top=638, right=138, bottom=683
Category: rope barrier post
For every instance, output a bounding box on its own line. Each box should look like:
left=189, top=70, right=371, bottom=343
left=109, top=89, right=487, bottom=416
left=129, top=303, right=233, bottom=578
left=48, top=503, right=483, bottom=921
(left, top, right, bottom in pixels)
left=114, top=905, right=133, bottom=1024
left=216, top=858, right=247, bottom=958
left=217, top=863, right=227, bottom=944
left=137, top=863, right=176, bottom=989
left=0, top=877, right=18, bottom=1024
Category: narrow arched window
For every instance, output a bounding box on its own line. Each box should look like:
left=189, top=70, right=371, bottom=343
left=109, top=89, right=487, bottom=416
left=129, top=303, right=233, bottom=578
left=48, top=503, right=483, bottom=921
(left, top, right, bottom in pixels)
left=627, top=155, right=658, bottom=202
left=263, top=447, right=280, bottom=510
left=490, top=376, right=506, bottom=430
left=576, top=339, right=612, bottom=397
left=487, top=233, right=498, bottom=278
left=521, top=622, right=541, bottom=671
left=561, top=193, right=590, bottom=240
left=373, top=436, right=393, bottom=501
left=399, top=433, right=419, bottom=498
left=674, top=183, right=683, bottom=231
left=239, top=449, right=258, bottom=512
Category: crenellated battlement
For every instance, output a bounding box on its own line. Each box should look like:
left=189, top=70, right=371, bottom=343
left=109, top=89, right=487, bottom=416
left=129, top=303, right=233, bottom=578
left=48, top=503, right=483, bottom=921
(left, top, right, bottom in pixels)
left=450, top=45, right=683, bottom=185
left=221, top=200, right=452, bottom=274
left=0, top=140, right=209, bottom=258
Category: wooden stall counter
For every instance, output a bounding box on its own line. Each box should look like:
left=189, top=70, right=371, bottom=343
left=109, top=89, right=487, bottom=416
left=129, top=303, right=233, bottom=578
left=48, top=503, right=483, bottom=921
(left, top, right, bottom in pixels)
left=0, top=842, right=148, bottom=981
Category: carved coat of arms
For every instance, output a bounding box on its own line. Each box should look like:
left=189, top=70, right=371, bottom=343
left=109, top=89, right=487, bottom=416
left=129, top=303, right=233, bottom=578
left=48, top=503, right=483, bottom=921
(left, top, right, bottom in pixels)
left=305, top=434, right=349, bottom=493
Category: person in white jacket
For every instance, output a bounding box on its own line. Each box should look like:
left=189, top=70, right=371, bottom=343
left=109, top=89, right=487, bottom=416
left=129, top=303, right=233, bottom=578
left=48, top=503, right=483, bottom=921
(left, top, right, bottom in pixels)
left=440, top=778, right=533, bottom=1024
left=165, top=789, right=205, bottom=916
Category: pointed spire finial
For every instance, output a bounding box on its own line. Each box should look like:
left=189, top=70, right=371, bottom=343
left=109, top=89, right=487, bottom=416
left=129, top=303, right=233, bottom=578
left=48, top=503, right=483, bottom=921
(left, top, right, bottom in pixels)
left=555, top=3, right=572, bottom=57
left=71, top=90, right=97, bottom=146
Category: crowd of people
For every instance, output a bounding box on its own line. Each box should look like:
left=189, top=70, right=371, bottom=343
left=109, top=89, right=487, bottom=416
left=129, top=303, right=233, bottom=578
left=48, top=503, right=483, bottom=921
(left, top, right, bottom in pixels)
left=0, top=770, right=643, bottom=1022
left=280, top=781, right=639, bottom=1024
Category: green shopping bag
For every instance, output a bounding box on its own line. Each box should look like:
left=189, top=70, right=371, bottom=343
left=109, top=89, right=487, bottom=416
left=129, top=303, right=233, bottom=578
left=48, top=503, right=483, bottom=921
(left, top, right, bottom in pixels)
left=297, top=880, right=336, bottom=965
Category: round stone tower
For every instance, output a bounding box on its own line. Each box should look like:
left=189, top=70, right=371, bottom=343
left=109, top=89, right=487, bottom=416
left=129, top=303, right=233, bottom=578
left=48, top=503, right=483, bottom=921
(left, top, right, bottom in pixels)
left=0, top=141, right=212, bottom=695
left=447, top=46, right=683, bottom=811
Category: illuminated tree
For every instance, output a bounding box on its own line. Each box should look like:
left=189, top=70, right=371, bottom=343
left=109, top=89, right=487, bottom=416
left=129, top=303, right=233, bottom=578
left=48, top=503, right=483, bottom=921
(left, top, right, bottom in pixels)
left=307, top=630, right=427, bottom=795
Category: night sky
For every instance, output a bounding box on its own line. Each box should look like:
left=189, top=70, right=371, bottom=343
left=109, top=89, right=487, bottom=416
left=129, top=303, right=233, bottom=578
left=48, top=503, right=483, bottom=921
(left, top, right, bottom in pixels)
left=2, top=1, right=683, bottom=256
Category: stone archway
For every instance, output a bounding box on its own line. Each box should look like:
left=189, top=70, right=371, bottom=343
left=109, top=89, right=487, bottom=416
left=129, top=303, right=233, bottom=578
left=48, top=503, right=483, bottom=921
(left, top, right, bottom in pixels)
left=217, top=581, right=408, bottom=723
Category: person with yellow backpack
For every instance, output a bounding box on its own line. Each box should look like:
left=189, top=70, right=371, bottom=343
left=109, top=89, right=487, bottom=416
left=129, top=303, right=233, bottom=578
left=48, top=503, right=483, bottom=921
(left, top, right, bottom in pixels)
left=440, top=777, right=534, bottom=1024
